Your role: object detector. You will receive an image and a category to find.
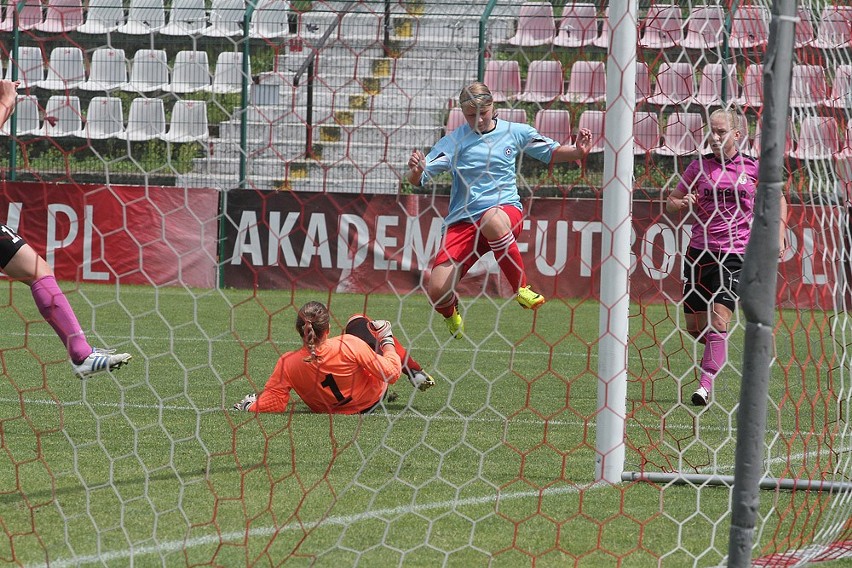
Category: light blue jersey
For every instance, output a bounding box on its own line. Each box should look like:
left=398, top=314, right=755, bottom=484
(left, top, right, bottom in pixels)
left=420, top=118, right=559, bottom=226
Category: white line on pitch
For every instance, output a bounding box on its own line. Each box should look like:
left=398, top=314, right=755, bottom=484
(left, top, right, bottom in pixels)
left=25, top=481, right=609, bottom=568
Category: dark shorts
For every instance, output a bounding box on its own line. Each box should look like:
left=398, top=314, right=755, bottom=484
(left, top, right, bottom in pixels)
left=344, top=315, right=380, bottom=354
left=0, top=224, right=27, bottom=269
left=682, top=247, right=743, bottom=313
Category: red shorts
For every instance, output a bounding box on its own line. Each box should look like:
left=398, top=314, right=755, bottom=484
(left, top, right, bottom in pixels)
left=431, top=205, right=524, bottom=274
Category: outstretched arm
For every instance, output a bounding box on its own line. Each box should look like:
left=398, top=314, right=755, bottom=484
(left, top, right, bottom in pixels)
left=0, top=80, right=19, bottom=126
left=550, top=128, right=593, bottom=163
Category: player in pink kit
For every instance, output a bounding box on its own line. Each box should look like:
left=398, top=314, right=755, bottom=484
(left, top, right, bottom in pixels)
left=0, top=79, right=132, bottom=378
left=666, top=108, right=787, bottom=406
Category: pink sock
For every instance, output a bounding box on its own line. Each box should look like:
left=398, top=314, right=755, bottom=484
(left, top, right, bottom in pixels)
left=699, top=331, right=728, bottom=391
left=31, top=275, right=92, bottom=364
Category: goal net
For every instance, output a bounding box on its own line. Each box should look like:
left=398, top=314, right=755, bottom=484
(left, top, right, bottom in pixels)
left=1, top=0, right=851, bottom=566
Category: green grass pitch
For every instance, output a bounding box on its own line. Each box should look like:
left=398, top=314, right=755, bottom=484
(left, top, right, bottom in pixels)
left=0, top=282, right=848, bottom=567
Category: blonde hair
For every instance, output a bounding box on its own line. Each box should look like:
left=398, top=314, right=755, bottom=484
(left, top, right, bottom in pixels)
left=710, top=108, right=746, bottom=134
left=296, top=301, right=330, bottom=362
left=458, top=82, right=494, bottom=110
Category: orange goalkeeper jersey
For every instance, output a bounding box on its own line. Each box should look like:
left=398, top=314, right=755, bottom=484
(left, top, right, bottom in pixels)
left=252, top=334, right=402, bottom=414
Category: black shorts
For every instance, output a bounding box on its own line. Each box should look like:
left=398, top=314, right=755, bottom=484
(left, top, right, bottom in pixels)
left=344, top=315, right=381, bottom=354
left=682, top=247, right=743, bottom=313
left=0, top=224, right=27, bottom=269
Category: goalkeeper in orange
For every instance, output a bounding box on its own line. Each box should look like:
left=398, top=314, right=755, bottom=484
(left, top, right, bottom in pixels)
left=232, top=301, right=434, bottom=414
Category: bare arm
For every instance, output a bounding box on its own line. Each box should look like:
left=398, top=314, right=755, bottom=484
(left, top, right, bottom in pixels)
left=407, top=148, right=426, bottom=187
left=0, top=80, right=19, bottom=126
left=665, top=187, right=696, bottom=214
left=550, top=128, right=593, bottom=164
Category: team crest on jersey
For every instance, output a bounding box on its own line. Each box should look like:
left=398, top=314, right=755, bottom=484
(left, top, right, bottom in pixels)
left=737, top=172, right=750, bottom=186
left=504, top=146, right=513, bottom=157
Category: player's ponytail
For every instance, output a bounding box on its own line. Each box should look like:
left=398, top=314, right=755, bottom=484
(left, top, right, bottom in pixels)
left=296, top=301, right=330, bottom=362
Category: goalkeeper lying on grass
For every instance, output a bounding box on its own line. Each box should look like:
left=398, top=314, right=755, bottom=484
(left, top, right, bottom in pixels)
left=233, top=301, right=434, bottom=414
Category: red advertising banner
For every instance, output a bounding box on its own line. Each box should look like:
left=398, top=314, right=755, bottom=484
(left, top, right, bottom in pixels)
left=223, top=191, right=842, bottom=308
left=1, top=181, right=219, bottom=288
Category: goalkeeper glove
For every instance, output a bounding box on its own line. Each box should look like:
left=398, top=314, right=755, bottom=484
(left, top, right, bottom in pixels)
left=233, top=392, right=257, bottom=411
left=368, top=320, right=395, bottom=348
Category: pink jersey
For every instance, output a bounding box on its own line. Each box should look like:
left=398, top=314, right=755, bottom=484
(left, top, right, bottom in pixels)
left=676, top=152, right=759, bottom=254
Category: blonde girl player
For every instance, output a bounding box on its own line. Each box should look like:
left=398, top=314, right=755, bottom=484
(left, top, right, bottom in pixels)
left=407, top=81, right=592, bottom=339
left=233, top=301, right=434, bottom=415
left=0, top=79, right=131, bottom=377
left=666, top=108, right=787, bottom=406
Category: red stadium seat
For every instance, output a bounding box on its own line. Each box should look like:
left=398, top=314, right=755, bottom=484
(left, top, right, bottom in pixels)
left=812, top=5, right=852, bottom=50
left=647, top=63, right=695, bottom=107
left=825, top=65, right=852, bottom=109
left=577, top=110, right=605, bottom=154
left=789, top=64, right=829, bottom=109
left=735, top=63, right=763, bottom=109
left=534, top=109, right=572, bottom=145
left=729, top=5, right=770, bottom=50
left=483, top=60, right=522, bottom=103
left=516, top=60, right=564, bottom=103
left=639, top=5, right=683, bottom=49
left=679, top=5, right=725, bottom=49
left=508, top=2, right=556, bottom=47
left=693, top=63, right=740, bottom=107
left=633, top=112, right=661, bottom=155
left=788, top=116, right=840, bottom=161
left=561, top=60, right=606, bottom=104
left=654, top=112, right=705, bottom=157
left=553, top=2, right=598, bottom=48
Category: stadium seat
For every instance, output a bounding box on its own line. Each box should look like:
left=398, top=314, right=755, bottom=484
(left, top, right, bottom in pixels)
left=534, top=109, right=571, bottom=145
left=206, top=52, right=250, bottom=94
left=679, top=5, right=725, bottom=50
left=788, top=116, right=840, bottom=161
left=39, top=95, right=82, bottom=137
left=166, top=51, right=210, bottom=94
left=162, top=100, right=209, bottom=142
left=483, top=60, right=522, bottom=103
left=693, top=63, right=740, bottom=107
left=0, top=0, right=43, bottom=31
left=790, top=65, right=829, bottom=108
left=117, top=0, right=166, bottom=34
left=36, top=0, right=84, bottom=32
left=37, top=47, right=86, bottom=90
left=508, top=2, right=556, bottom=47
left=825, top=65, right=852, bottom=109
left=576, top=110, right=605, bottom=154
left=635, top=62, right=651, bottom=103
left=646, top=62, right=695, bottom=107
left=499, top=108, right=528, bottom=125
left=561, top=60, right=605, bottom=104
left=553, top=2, right=598, bottom=48
left=746, top=120, right=794, bottom=158
left=204, top=0, right=245, bottom=37
left=736, top=63, right=763, bottom=108
left=76, top=0, right=124, bottom=33
left=74, top=96, right=124, bottom=139
left=812, top=5, right=852, bottom=50
left=793, top=7, right=815, bottom=49
left=249, top=0, right=291, bottom=39
left=654, top=112, right=705, bottom=156
left=5, top=46, right=45, bottom=89
left=120, top=97, right=166, bottom=141
left=516, top=60, right=563, bottom=103
left=123, top=49, right=170, bottom=93
left=160, top=0, right=207, bottom=35
left=79, top=48, right=127, bottom=91
left=0, top=95, right=40, bottom=136
left=835, top=156, right=852, bottom=201
left=445, top=107, right=465, bottom=134
left=639, top=4, right=683, bottom=49
left=633, top=111, right=661, bottom=155
left=592, top=7, right=609, bottom=49
left=728, top=5, right=770, bottom=50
